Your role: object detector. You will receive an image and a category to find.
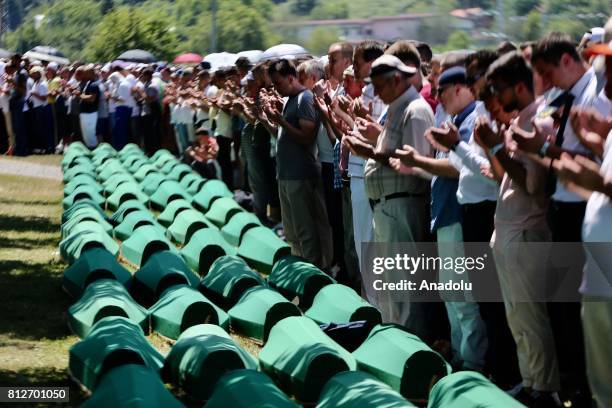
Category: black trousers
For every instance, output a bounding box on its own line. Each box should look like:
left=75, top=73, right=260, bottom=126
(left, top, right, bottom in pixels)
left=462, top=200, right=522, bottom=387
left=0, top=109, right=8, bottom=153
left=321, top=162, right=345, bottom=271
left=547, top=201, right=589, bottom=398
left=216, top=136, right=234, bottom=191
left=141, top=112, right=161, bottom=156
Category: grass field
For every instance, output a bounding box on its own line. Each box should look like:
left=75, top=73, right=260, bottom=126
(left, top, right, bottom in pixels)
left=0, top=156, right=261, bottom=407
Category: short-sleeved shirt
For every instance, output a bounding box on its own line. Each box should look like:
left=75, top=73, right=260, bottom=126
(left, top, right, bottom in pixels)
left=30, top=80, right=48, bottom=108
left=364, top=86, right=434, bottom=200
left=276, top=89, right=321, bottom=180
left=141, top=81, right=160, bottom=116
left=79, top=80, right=100, bottom=114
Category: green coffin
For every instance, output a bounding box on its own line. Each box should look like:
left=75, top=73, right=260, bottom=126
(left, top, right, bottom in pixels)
left=113, top=210, right=161, bottom=241
left=238, top=227, right=291, bottom=274
left=131, top=250, right=200, bottom=307
left=427, top=371, right=524, bottom=408
left=121, top=153, right=147, bottom=170
left=110, top=199, right=149, bottom=225
left=91, top=151, right=115, bottom=167
left=118, top=143, right=142, bottom=156
left=162, top=324, right=258, bottom=401
left=106, top=183, right=149, bottom=211
left=305, top=284, right=382, bottom=328
left=62, top=157, right=93, bottom=173
left=120, top=225, right=177, bottom=267
left=160, top=158, right=181, bottom=174
left=62, top=247, right=131, bottom=299
left=68, top=279, right=148, bottom=338
left=62, top=199, right=107, bottom=224
left=148, top=285, right=229, bottom=339
left=68, top=316, right=164, bottom=391
left=317, top=371, right=415, bottom=408
left=151, top=148, right=173, bottom=162
left=179, top=172, right=203, bottom=190
left=134, top=164, right=159, bottom=182
left=352, top=325, right=450, bottom=401
left=102, top=173, right=136, bottom=196
left=186, top=178, right=208, bottom=195
left=93, top=142, right=116, bottom=155
left=220, top=212, right=261, bottom=246
left=205, top=369, right=298, bottom=408
left=259, top=315, right=356, bottom=402
left=191, top=179, right=233, bottom=211
left=64, top=174, right=100, bottom=196
left=199, top=255, right=265, bottom=309
left=62, top=149, right=90, bottom=167
left=228, top=287, right=301, bottom=342
left=63, top=164, right=96, bottom=182
left=157, top=199, right=193, bottom=227
left=61, top=209, right=113, bottom=239
left=98, top=162, right=126, bottom=183
left=167, top=163, right=193, bottom=181
left=60, top=228, right=120, bottom=265
left=152, top=151, right=176, bottom=168
left=127, top=157, right=151, bottom=173
left=268, top=256, right=335, bottom=309
left=82, top=364, right=184, bottom=408
left=167, top=209, right=216, bottom=245
left=62, top=186, right=106, bottom=210
left=139, top=172, right=166, bottom=196
left=149, top=180, right=191, bottom=210
left=180, top=229, right=236, bottom=276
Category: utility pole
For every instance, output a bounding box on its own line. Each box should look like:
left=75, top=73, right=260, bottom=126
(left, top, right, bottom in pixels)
left=210, top=0, right=217, bottom=53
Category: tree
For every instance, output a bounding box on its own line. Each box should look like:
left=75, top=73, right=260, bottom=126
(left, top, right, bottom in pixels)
left=305, top=27, right=340, bottom=55
left=522, top=10, right=542, bottom=40
left=5, top=21, right=43, bottom=54
left=289, top=0, right=317, bottom=15
left=513, top=0, right=539, bottom=16
left=86, top=6, right=179, bottom=61
left=310, top=1, right=349, bottom=20
left=446, top=30, right=471, bottom=50
left=216, top=1, right=275, bottom=52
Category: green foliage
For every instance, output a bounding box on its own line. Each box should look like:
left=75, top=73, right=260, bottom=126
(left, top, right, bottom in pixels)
left=290, top=0, right=317, bottom=15
left=5, top=22, right=43, bottom=54
left=310, top=1, right=349, bottom=20
left=522, top=10, right=542, bottom=40
left=216, top=1, right=276, bottom=52
left=305, top=27, right=340, bottom=55
left=544, top=17, right=588, bottom=40
left=513, top=0, right=539, bottom=16
left=446, top=30, right=472, bottom=50
left=85, top=6, right=179, bottom=61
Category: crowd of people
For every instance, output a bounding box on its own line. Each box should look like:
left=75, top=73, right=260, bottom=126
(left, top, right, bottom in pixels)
left=1, top=18, right=611, bottom=408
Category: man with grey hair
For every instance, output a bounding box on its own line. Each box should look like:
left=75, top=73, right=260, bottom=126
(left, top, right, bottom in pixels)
left=345, top=55, right=434, bottom=334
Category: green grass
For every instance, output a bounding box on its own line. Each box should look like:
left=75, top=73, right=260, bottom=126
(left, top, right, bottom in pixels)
left=0, top=163, right=263, bottom=407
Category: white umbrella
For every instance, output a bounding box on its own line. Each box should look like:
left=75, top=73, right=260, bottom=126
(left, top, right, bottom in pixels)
left=24, top=46, right=70, bottom=65
left=236, top=50, right=263, bottom=64
left=260, top=44, right=310, bottom=61
left=203, top=52, right=238, bottom=72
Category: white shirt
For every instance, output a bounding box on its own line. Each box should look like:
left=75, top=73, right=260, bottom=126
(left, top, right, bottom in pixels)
left=553, top=68, right=600, bottom=202
left=449, top=102, right=499, bottom=204
left=348, top=84, right=387, bottom=178
left=316, top=124, right=334, bottom=164
left=117, top=78, right=137, bottom=109
left=0, top=62, right=9, bottom=112
left=30, top=80, right=48, bottom=108
left=581, top=130, right=612, bottom=298
left=132, top=81, right=144, bottom=117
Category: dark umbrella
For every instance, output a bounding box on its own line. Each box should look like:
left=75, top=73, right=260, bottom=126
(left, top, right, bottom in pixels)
left=24, top=45, right=70, bottom=65
left=117, top=49, right=157, bottom=63
left=0, top=48, right=14, bottom=59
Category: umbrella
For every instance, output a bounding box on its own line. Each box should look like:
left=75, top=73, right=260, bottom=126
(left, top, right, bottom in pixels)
left=236, top=50, right=263, bottom=64
left=0, top=48, right=14, bottom=59
left=24, top=45, right=69, bottom=65
left=203, top=52, right=238, bottom=72
left=117, top=49, right=157, bottom=63
left=173, top=53, right=203, bottom=64
left=260, top=44, right=310, bottom=61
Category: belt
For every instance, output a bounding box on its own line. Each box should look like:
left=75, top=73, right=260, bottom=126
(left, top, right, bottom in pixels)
left=369, top=192, right=427, bottom=209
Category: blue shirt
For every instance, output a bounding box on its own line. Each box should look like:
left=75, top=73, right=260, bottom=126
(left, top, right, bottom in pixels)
left=430, top=101, right=477, bottom=232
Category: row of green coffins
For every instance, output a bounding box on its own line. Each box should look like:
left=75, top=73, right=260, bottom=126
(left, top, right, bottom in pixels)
left=62, top=143, right=523, bottom=407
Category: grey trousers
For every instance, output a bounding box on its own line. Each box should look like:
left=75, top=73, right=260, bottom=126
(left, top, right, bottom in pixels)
left=278, top=178, right=333, bottom=269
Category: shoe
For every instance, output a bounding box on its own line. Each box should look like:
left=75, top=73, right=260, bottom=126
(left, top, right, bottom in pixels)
left=4, top=145, right=13, bottom=156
